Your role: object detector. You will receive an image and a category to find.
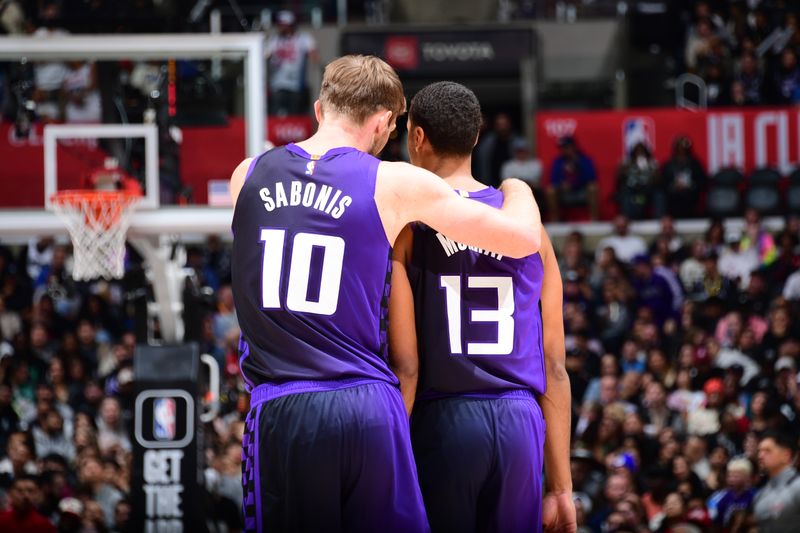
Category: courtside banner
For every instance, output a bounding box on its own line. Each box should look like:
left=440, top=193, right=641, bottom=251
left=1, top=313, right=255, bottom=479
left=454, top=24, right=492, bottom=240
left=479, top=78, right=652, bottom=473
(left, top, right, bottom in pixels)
left=537, top=107, right=800, bottom=219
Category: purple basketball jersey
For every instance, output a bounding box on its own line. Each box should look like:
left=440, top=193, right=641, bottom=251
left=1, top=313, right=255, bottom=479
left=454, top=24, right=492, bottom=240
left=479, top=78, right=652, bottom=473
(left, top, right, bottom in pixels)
left=231, top=144, right=396, bottom=392
left=409, top=187, right=546, bottom=397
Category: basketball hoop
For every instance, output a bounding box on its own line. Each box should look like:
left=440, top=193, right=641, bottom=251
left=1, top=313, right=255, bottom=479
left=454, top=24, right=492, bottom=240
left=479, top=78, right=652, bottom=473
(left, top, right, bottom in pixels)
left=51, top=190, right=140, bottom=281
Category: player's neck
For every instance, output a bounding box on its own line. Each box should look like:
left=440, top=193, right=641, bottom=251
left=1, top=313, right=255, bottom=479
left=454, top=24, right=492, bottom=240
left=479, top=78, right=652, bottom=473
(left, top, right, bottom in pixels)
left=295, top=117, right=372, bottom=155
left=429, top=156, right=484, bottom=192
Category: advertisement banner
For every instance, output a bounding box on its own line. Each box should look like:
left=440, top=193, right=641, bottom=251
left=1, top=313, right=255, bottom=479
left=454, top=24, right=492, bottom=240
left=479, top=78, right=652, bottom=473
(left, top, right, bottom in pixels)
left=536, top=107, right=800, bottom=219
left=342, top=28, right=535, bottom=76
left=0, top=115, right=314, bottom=208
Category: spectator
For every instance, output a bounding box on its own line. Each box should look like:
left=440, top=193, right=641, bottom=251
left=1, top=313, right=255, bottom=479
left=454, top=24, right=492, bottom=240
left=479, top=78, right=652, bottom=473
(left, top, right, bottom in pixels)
left=500, top=137, right=543, bottom=197
left=707, top=456, right=755, bottom=528
left=631, top=255, right=678, bottom=326
left=753, top=431, right=800, bottom=532
left=741, top=207, right=778, bottom=268
left=596, top=215, right=647, bottom=264
left=0, top=431, right=36, bottom=485
left=661, top=136, right=707, bottom=219
left=212, top=285, right=237, bottom=349
left=686, top=18, right=716, bottom=72
left=57, top=497, right=84, bottom=533
left=735, top=51, right=765, bottom=105
left=265, top=10, right=318, bottom=116
left=62, top=61, right=101, bottom=124
left=0, top=384, right=19, bottom=452
left=31, top=408, right=74, bottom=462
left=0, top=474, right=55, bottom=532
left=772, top=47, right=800, bottom=105
left=616, top=142, right=662, bottom=219
left=31, top=1, right=68, bottom=123
left=546, top=136, right=598, bottom=221
left=110, top=498, right=132, bottom=533
left=474, top=112, right=516, bottom=187
left=0, top=0, right=26, bottom=35
left=77, top=455, right=123, bottom=528
left=95, top=397, right=130, bottom=454
left=0, top=296, right=22, bottom=341
left=782, top=268, right=800, bottom=300
left=680, top=240, right=706, bottom=291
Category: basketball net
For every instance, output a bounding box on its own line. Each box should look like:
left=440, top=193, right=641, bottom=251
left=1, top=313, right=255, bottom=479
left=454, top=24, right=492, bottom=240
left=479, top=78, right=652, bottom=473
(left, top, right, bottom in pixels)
left=51, top=190, right=140, bottom=280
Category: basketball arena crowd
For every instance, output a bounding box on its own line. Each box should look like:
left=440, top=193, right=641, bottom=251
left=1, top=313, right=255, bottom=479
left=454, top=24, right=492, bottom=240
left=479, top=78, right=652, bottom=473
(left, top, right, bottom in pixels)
left=0, top=209, right=797, bottom=532
left=2, top=2, right=800, bottom=533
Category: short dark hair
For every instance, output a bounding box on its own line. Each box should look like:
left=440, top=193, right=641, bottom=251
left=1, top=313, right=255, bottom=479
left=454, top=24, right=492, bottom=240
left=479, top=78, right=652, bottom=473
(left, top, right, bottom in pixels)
left=409, top=81, right=481, bottom=157
left=12, top=473, right=40, bottom=487
left=761, top=430, right=797, bottom=454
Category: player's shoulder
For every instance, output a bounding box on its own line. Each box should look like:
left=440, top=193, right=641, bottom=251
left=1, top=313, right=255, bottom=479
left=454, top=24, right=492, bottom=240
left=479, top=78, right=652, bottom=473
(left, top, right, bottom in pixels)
left=378, top=161, right=433, bottom=183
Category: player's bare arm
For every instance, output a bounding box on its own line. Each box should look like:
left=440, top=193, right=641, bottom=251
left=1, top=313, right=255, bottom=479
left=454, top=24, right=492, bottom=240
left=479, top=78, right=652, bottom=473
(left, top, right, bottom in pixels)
left=375, top=162, right=542, bottom=259
left=229, top=157, right=253, bottom=205
left=538, top=230, right=577, bottom=533
left=388, top=225, right=418, bottom=416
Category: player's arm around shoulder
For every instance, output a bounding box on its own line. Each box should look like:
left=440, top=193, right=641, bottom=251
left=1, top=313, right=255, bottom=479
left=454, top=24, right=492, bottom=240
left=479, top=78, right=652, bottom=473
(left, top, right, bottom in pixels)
left=539, top=230, right=577, bottom=533
left=388, top=225, right=418, bottom=417
left=230, top=157, right=254, bottom=206
left=375, top=161, right=542, bottom=258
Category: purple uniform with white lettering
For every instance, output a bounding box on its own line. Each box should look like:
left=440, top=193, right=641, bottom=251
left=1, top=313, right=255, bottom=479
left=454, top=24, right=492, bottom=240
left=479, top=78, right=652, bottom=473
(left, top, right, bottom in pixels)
left=232, top=144, right=428, bottom=533
left=408, top=186, right=546, bottom=533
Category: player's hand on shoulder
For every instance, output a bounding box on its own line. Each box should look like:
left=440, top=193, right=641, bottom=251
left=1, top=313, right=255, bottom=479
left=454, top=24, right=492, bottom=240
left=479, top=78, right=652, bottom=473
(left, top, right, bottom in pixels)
left=542, top=491, right=577, bottom=533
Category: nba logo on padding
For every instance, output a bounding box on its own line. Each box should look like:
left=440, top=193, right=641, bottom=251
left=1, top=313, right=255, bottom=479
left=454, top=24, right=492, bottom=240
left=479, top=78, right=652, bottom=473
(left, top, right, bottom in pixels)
left=622, top=117, right=655, bottom=156
left=153, top=398, right=176, bottom=441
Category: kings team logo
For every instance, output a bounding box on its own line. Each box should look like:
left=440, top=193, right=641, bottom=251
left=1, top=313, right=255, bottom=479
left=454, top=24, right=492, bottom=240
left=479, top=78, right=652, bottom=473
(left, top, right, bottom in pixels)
left=622, top=117, right=655, bottom=157
left=153, top=397, right=177, bottom=441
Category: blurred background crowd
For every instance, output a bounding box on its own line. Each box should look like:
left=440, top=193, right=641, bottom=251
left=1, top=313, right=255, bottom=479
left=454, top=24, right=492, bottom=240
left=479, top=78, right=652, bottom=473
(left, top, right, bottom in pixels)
left=0, top=238, right=244, bottom=532
left=1, top=211, right=799, bottom=532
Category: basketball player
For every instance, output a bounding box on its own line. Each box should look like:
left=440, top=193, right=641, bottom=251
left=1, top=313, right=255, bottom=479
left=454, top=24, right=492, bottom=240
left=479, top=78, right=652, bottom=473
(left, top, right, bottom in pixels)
left=388, top=82, right=575, bottom=533
left=229, top=56, right=542, bottom=533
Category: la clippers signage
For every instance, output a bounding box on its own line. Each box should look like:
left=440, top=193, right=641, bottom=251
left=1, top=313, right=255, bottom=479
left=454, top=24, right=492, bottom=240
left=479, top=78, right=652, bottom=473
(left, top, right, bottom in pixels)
left=342, top=27, right=535, bottom=76
left=536, top=107, right=800, bottom=219
left=132, top=345, right=206, bottom=533
left=0, top=116, right=313, bottom=208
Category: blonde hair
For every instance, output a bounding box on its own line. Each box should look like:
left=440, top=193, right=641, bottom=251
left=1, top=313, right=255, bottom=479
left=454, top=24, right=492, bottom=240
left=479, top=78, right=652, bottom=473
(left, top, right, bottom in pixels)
left=727, top=457, right=752, bottom=475
left=319, top=55, right=405, bottom=124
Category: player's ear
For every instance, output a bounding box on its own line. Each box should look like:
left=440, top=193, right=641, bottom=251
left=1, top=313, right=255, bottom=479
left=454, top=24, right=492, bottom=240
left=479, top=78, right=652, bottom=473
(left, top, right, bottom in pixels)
left=313, top=100, right=323, bottom=122
left=379, top=110, right=393, bottom=132
left=473, top=131, right=480, bottom=148
left=409, top=124, right=425, bottom=153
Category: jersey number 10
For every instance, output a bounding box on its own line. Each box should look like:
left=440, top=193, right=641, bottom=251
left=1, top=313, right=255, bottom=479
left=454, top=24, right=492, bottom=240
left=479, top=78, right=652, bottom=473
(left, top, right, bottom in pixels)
left=260, top=228, right=345, bottom=315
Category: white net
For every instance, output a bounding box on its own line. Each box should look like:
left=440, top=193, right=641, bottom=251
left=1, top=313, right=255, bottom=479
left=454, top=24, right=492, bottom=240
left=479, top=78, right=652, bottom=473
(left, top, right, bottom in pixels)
left=51, top=191, right=140, bottom=281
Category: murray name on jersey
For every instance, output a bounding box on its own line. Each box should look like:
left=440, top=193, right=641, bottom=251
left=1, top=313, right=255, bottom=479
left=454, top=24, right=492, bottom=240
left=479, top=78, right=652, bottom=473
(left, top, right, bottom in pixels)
left=435, top=232, right=503, bottom=261
left=259, top=179, right=352, bottom=219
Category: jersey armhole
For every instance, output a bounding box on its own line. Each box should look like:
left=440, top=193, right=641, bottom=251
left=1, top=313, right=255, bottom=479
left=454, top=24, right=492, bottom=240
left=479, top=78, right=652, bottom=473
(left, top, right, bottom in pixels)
left=368, top=157, right=392, bottom=249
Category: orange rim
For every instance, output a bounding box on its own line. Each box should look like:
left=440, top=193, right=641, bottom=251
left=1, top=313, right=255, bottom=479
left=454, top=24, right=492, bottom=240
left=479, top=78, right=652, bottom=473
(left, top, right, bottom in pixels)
left=50, top=189, right=141, bottom=205
left=51, top=190, right=140, bottom=230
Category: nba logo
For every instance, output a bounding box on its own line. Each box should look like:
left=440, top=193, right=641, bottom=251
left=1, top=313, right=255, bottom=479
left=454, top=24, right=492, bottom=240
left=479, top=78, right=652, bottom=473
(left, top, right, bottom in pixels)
left=153, top=398, right=176, bottom=441
left=622, top=117, right=655, bottom=157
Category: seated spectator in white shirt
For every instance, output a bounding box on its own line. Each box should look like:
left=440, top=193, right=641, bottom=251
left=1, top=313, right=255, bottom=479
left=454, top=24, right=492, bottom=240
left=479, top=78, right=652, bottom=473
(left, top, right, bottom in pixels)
left=500, top=137, right=542, bottom=194
left=596, top=215, right=647, bottom=264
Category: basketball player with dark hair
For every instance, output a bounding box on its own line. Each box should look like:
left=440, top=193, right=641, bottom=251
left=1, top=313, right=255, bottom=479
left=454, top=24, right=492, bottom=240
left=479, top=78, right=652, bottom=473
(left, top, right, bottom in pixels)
left=230, top=57, right=542, bottom=532
left=389, top=81, right=575, bottom=533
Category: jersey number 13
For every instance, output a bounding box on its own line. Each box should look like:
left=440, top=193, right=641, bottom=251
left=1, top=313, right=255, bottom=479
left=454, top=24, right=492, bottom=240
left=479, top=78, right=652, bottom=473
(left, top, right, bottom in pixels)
left=440, top=276, right=515, bottom=355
